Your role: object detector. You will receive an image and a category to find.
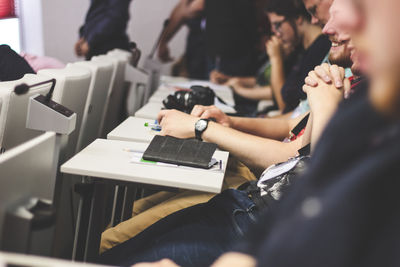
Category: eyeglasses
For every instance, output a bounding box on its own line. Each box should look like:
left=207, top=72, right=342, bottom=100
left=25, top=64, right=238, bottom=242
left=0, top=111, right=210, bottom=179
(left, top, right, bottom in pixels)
left=271, top=18, right=289, bottom=33
left=306, top=0, right=323, bottom=18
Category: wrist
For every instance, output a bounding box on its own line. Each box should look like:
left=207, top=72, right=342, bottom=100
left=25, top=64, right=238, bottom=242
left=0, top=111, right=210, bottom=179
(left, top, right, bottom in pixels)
left=270, top=55, right=283, bottom=64
left=229, top=116, right=239, bottom=129
left=194, top=118, right=210, bottom=141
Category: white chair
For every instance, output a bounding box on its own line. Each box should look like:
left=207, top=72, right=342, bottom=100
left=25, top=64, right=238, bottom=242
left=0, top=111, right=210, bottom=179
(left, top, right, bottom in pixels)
left=38, top=65, right=91, bottom=161
left=71, top=60, right=114, bottom=151
left=124, top=64, right=149, bottom=116
left=92, top=54, right=127, bottom=137
left=0, top=74, right=53, bottom=152
left=38, top=65, right=92, bottom=259
left=107, top=48, right=132, bottom=62
left=0, top=132, right=59, bottom=247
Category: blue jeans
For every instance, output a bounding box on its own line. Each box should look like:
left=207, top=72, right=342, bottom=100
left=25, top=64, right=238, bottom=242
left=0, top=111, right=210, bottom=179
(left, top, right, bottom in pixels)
left=98, top=189, right=259, bottom=267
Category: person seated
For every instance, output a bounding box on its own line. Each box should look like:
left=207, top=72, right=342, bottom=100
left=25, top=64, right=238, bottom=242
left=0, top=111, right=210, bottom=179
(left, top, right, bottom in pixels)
left=100, top=0, right=400, bottom=265
left=99, top=60, right=354, bottom=267
left=98, top=1, right=364, bottom=264
left=213, top=0, right=331, bottom=115
left=0, top=45, right=35, bottom=81
left=210, top=0, right=400, bottom=266
left=99, top=0, right=327, bottom=253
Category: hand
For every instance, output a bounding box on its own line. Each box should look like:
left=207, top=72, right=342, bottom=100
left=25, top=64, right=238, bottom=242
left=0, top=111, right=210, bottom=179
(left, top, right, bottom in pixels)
left=158, top=43, right=173, bottom=62
left=304, top=63, right=345, bottom=89
left=132, top=258, right=180, bottom=267
left=80, top=40, right=90, bottom=57
left=211, top=252, right=256, bottom=267
left=303, top=70, right=348, bottom=114
left=75, top=38, right=90, bottom=57
left=210, top=70, right=231, bottom=85
left=74, top=37, right=85, bottom=57
left=157, top=109, right=198, bottom=139
left=191, top=105, right=231, bottom=127
left=266, top=36, right=283, bottom=60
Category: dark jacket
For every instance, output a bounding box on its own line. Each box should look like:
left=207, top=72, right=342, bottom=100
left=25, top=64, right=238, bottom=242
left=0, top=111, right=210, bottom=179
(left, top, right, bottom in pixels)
left=0, top=45, right=35, bottom=81
left=80, top=0, right=132, bottom=59
left=240, top=88, right=400, bottom=267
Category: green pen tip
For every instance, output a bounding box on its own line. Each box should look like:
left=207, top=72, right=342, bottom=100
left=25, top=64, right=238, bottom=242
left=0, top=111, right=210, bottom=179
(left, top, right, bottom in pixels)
left=144, top=122, right=149, bottom=127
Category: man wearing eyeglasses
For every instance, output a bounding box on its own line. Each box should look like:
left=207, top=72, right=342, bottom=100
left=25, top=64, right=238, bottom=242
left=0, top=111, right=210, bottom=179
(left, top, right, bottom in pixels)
left=266, top=0, right=331, bottom=113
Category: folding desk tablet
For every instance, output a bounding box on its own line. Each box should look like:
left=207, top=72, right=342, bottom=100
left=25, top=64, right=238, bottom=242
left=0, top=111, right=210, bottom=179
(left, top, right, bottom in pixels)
left=134, top=102, right=163, bottom=120
left=107, top=116, right=159, bottom=143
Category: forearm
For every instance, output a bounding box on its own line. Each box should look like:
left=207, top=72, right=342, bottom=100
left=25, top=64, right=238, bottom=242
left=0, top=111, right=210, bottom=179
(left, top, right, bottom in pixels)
left=229, top=115, right=302, bottom=140
left=233, top=77, right=257, bottom=87
left=310, top=107, right=337, bottom=150
left=301, top=113, right=313, bottom=148
left=160, top=0, right=187, bottom=45
left=234, top=86, right=272, bottom=101
left=270, top=57, right=286, bottom=111
left=203, top=122, right=302, bottom=171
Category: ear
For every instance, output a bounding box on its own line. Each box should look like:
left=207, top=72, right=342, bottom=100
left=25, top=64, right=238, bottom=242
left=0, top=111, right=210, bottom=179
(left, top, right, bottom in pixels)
left=295, top=15, right=305, bottom=26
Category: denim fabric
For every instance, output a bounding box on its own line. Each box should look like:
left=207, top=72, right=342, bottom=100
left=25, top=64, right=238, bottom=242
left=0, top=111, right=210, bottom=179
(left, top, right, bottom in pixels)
left=98, top=189, right=259, bottom=267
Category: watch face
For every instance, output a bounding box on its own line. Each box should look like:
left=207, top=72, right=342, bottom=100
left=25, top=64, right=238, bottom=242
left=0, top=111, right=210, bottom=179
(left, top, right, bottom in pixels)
left=196, top=119, right=208, bottom=131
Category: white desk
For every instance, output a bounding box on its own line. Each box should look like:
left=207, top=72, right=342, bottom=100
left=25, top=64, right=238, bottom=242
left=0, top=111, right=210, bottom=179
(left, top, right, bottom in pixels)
left=0, top=252, right=108, bottom=267
left=61, top=138, right=228, bottom=261
left=107, top=117, right=159, bottom=143
left=134, top=102, right=163, bottom=120
left=61, top=139, right=228, bottom=194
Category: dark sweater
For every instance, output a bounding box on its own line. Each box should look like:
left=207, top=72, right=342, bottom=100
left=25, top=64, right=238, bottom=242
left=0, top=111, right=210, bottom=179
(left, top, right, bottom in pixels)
left=0, top=45, right=35, bottom=81
left=240, top=88, right=400, bottom=267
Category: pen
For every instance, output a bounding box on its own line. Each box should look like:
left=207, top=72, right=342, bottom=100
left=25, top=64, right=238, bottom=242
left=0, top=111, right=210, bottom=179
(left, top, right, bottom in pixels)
left=144, top=122, right=162, bottom=131
left=123, top=148, right=144, bottom=153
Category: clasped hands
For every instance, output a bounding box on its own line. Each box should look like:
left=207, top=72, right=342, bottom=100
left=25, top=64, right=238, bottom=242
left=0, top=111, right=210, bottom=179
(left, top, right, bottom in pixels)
left=303, top=63, right=351, bottom=114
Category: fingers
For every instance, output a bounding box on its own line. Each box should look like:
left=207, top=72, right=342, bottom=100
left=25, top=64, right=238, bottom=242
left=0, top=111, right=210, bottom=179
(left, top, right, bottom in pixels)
left=157, top=109, right=169, bottom=124
left=314, top=64, right=332, bottom=83
left=191, top=105, right=207, bottom=117
left=200, top=109, right=215, bottom=119
left=200, top=107, right=219, bottom=119
left=308, top=64, right=346, bottom=88
left=305, top=70, right=320, bottom=87
left=329, top=64, right=344, bottom=88
left=303, top=84, right=313, bottom=94
left=305, top=75, right=318, bottom=87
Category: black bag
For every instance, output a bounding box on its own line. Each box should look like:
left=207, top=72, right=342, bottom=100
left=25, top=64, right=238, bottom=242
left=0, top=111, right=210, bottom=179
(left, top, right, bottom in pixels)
left=242, top=151, right=310, bottom=211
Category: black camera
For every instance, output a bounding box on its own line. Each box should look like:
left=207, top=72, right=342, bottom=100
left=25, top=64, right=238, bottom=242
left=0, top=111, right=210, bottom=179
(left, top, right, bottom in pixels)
left=162, top=85, right=216, bottom=113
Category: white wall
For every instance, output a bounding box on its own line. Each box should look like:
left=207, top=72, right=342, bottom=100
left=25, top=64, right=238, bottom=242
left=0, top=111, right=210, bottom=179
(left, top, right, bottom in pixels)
left=20, top=0, right=188, bottom=75
left=129, top=0, right=188, bottom=73
left=19, top=0, right=45, bottom=56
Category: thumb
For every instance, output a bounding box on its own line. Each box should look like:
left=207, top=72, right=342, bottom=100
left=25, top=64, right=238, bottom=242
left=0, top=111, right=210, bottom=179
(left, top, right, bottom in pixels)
left=302, top=84, right=311, bottom=94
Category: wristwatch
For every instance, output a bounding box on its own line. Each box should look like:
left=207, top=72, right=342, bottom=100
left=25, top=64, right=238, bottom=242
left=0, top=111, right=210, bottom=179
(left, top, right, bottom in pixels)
left=195, top=119, right=210, bottom=141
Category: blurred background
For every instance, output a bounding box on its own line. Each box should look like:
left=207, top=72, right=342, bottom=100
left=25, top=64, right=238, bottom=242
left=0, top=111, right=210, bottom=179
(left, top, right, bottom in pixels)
left=1, top=0, right=187, bottom=74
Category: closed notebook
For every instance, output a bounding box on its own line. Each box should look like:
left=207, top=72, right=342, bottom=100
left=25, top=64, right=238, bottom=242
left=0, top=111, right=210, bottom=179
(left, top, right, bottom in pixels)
left=142, top=135, right=218, bottom=169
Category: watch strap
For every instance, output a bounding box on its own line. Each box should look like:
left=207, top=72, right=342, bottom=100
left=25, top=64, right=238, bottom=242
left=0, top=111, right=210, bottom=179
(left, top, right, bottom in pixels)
left=195, top=119, right=210, bottom=141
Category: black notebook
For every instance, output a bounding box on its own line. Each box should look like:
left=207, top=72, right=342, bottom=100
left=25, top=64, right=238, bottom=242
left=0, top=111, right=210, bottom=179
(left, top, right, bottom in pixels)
left=142, top=135, right=218, bottom=169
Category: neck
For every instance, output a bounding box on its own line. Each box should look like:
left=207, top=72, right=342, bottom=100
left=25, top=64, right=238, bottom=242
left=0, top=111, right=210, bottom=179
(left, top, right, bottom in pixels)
left=370, top=74, right=400, bottom=118
left=301, top=24, right=322, bottom=49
